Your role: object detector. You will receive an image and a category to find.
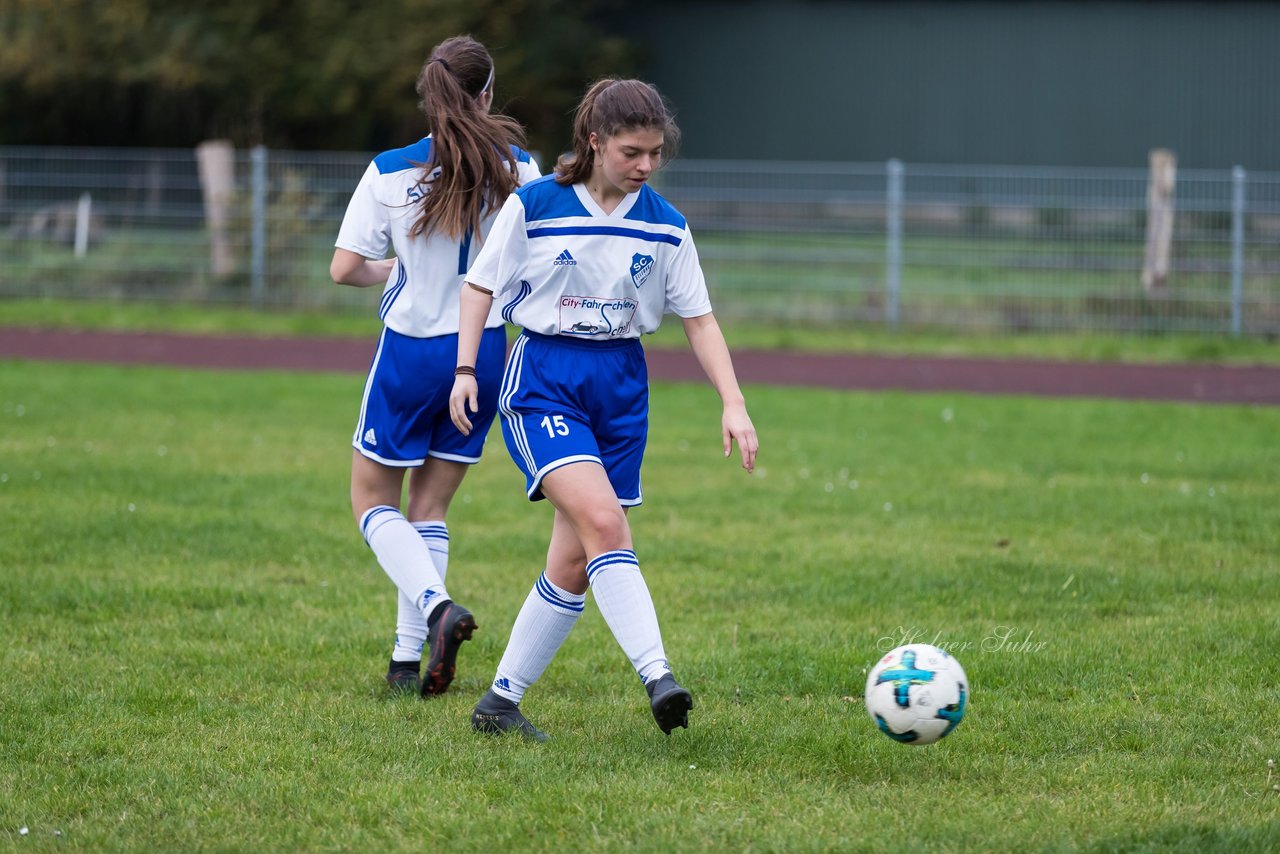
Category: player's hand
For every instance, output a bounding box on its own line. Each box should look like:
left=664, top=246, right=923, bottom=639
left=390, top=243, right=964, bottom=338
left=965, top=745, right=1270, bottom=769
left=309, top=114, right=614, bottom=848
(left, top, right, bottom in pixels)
left=449, top=376, right=479, bottom=435
left=722, top=402, right=758, bottom=473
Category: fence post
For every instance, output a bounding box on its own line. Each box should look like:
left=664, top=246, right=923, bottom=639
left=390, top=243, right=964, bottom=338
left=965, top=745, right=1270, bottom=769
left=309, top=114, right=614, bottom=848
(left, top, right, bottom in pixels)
left=74, top=192, right=92, bottom=258
left=886, top=158, right=903, bottom=328
left=1142, top=149, right=1177, bottom=294
left=196, top=140, right=236, bottom=279
left=250, top=145, right=268, bottom=307
left=1230, top=165, right=1246, bottom=336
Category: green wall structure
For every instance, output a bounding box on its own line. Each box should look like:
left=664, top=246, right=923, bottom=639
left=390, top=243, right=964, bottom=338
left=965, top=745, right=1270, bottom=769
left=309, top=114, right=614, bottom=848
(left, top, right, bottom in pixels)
left=636, top=0, right=1280, bottom=169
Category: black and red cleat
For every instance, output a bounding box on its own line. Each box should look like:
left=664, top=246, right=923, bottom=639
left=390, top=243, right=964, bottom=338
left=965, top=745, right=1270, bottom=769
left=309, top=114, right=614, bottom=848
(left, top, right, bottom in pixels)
left=385, top=662, right=422, bottom=696
left=421, top=602, right=477, bottom=697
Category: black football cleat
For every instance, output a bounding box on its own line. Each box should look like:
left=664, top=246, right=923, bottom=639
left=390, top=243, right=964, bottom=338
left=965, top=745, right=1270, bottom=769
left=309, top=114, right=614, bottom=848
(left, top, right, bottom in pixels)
left=645, top=673, right=693, bottom=734
left=471, top=689, right=549, bottom=742
left=421, top=602, right=477, bottom=697
left=385, top=662, right=422, bottom=696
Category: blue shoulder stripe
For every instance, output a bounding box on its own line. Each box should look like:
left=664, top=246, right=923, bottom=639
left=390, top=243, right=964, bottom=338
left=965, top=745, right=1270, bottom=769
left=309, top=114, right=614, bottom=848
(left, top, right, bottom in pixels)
left=374, top=138, right=432, bottom=175
left=376, top=139, right=528, bottom=174
left=624, top=185, right=686, bottom=229
left=516, top=175, right=591, bottom=221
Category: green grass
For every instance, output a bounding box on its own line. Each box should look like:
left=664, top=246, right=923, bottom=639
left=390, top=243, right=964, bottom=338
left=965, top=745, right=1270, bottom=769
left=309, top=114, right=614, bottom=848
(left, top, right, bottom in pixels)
left=0, top=295, right=387, bottom=339
left=4, top=296, right=1280, bottom=365
left=2, top=359, right=1278, bottom=850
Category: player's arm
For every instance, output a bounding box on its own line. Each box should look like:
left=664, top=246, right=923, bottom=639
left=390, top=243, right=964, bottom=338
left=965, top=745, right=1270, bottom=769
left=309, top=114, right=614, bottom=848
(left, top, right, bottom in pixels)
left=681, top=311, right=758, bottom=473
left=332, top=162, right=394, bottom=287
left=449, top=192, right=529, bottom=433
left=449, top=192, right=528, bottom=434
left=448, top=282, right=494, bottom=435
left=330, top=248, right=395, bottom=288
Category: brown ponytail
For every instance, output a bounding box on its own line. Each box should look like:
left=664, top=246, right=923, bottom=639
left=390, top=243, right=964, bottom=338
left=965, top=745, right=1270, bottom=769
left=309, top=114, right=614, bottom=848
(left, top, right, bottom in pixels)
left=411, top=36, right=526, bottom=240
left=555, top=78, right=681, bottom=186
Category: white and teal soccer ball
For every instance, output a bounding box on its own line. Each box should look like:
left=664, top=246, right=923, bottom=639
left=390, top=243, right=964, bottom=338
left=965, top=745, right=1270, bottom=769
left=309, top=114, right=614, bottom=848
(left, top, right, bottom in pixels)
left=864, top=644, right=968, bottom=745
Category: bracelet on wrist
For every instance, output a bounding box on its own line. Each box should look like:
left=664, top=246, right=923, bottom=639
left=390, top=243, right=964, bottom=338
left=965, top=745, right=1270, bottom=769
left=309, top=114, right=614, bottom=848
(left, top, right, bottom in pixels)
left=454, top=365, right=477, bottom=377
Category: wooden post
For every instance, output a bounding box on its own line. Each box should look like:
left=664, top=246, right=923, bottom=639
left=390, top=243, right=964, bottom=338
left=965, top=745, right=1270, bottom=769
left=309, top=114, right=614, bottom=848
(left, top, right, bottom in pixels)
left=1142, top=148, right=1176, bottom=294
left=196, top=140, right=236, bottom=278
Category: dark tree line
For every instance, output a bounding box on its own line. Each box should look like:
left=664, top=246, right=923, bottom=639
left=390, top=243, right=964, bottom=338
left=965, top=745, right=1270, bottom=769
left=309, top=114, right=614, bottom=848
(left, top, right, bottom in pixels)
left=0, top=0, right=639, bottom=157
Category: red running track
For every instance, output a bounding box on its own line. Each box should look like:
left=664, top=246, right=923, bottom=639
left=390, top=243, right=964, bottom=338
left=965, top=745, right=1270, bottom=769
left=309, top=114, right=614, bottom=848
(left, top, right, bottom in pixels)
left=2, top=327, right=1278, bottom=405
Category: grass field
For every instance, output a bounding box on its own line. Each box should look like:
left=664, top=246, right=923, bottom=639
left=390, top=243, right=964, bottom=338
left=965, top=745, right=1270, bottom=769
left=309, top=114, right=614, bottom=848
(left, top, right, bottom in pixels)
left=2, top=357, right=1278, bottom=850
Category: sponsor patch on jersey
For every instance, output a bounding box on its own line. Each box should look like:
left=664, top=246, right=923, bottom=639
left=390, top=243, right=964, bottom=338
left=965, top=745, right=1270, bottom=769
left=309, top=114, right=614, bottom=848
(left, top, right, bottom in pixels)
left=630, top=253, right=654, bottom=288
left=558, top=295, right=638, bottom=337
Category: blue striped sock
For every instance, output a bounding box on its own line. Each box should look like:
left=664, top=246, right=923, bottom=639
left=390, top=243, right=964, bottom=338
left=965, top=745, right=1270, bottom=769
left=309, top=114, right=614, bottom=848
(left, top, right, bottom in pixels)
left=586, top=550, right=670, bottom=684
left=412, top=520, right=450, bottom=582
left=491, top=571, right=585, bottom=703
left=359, top=505, right=447, bottom=621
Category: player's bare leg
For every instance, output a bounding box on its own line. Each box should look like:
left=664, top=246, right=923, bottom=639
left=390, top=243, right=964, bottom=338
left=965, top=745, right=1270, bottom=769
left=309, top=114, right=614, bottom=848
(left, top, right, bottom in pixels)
left=406, top=456, right=468, bottom=522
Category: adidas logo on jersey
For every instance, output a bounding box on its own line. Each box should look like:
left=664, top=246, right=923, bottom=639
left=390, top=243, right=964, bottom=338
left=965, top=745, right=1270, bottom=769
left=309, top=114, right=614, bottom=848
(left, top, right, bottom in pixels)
left=553, top=249, right=577, bottom=266
left=363, top=428, right=377, bottom=446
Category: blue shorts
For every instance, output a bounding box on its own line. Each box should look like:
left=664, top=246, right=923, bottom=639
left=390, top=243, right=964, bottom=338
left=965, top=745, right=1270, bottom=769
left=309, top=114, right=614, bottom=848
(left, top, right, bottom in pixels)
left=353, top=326, right=506, bottom=466
left=499, top=331, right=649, bottom=505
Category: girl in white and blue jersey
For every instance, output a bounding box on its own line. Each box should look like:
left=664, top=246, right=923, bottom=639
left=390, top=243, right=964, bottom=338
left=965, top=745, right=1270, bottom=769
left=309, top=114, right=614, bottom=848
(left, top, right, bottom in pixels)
left=331, top=36, right=540, bottom=698
left=449, top=79, right=759, bottom=739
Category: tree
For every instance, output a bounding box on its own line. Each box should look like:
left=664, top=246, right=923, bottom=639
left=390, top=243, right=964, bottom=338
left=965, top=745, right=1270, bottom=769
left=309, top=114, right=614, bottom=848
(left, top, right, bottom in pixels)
left=0, top=0, right=637, bottom=157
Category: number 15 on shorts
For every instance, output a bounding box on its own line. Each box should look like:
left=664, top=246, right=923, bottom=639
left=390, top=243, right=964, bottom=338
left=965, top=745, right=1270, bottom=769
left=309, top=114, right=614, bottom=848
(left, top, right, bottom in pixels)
left=541, top=415, right=570, bottom=437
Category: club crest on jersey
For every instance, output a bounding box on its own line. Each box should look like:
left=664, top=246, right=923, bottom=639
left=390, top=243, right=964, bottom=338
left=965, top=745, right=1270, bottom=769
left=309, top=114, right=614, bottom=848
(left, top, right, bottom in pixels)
left=630, top=253, right=654, bottom=288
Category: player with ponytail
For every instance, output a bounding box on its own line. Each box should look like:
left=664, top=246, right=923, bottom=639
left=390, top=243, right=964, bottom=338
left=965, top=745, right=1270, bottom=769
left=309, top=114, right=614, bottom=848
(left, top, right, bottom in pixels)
left=331, top=36, right=540, bottom=698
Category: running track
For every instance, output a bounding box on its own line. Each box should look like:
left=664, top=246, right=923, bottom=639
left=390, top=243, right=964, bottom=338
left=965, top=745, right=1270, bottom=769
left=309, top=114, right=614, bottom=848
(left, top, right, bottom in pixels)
left=2, top=327, right=1278, bottom=405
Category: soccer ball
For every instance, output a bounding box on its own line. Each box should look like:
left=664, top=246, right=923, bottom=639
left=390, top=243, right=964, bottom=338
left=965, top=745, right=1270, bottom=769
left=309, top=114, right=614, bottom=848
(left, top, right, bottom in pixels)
left=864, top=644, right=968, bottom=745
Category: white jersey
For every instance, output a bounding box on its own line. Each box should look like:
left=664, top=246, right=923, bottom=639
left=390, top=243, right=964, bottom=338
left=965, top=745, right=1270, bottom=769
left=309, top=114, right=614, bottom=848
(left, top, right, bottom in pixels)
left=335, top=137, right=541, bottom=338
left=466, top=175, right=712, bottom=340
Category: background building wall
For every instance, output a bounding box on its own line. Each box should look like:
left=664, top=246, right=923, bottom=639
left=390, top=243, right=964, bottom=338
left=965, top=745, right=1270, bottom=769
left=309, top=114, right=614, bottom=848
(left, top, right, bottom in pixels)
left=637, top=1, right=1280, bottom=168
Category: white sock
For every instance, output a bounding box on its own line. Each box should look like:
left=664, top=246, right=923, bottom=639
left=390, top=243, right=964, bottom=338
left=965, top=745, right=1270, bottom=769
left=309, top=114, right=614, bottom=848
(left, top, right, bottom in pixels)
left=391, top=592, right=426, bottom=663
left=390, top=520, right=450, bottom=662
left=586, top=549, right=670, bottom=685
left=413, top=521, right=450, bottom=582
left=360, top=505, right=448, bottom=623
left=490, top=571, right=585, bottom=704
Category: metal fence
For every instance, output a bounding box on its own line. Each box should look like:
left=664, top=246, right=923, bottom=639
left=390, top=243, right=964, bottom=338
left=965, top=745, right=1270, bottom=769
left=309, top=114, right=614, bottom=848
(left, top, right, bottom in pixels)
left=2, top=145, right=1278, bottom=335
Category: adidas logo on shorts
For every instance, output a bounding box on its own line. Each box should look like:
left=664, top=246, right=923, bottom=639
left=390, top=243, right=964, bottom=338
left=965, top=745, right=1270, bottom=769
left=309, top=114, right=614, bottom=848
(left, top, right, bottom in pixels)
left=363, top=428, right=377, bottom=446
left=553, top=249, right=577, bottom=266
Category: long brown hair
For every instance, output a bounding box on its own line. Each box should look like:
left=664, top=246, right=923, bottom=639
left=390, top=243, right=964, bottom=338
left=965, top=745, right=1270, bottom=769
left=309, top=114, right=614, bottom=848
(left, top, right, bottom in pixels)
left=411, top=36, right=525, bottom=240
left=555, top=78, right=681, bottom=186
